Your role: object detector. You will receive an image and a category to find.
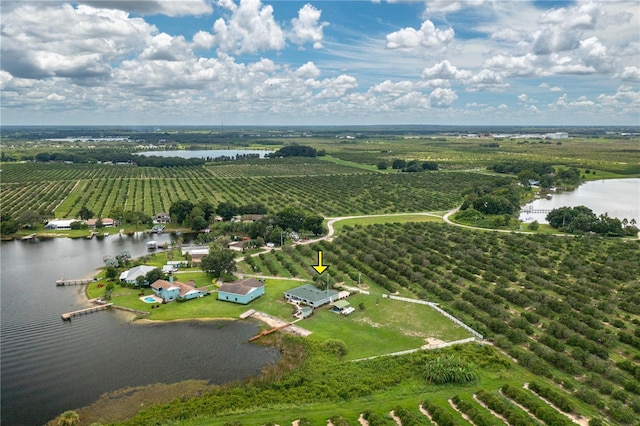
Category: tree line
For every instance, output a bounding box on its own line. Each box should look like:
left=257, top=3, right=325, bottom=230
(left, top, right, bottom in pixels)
left=546, top=206, right=638, bottom=236
left=24, top=149, right=206, bottom=167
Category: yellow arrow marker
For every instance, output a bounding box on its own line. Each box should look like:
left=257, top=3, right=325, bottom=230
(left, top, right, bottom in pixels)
left=312, top=250, right=329, bottom=275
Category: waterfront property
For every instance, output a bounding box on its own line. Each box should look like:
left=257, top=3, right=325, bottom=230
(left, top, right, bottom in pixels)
left=119, top=265, right=158, bottom=285
left=153, top=213, right=171, bottom=224
left=283, top=284, right=340, bottom=308
left=86, top=218, right=115, bottom=227
left=218, top=278, right=265, bottom=304
left=181, top=245, right=210, bottom=264
left=44, top=219, right=76, bottom=230
left=150, top=278, right=209, bottom=302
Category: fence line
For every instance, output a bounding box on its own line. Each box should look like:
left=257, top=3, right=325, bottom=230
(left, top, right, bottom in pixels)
left=340, top=284, right=370, bottom=295
left=383, top=294, right=483, bottom=340
left=353, top=337, right=477, bottom=362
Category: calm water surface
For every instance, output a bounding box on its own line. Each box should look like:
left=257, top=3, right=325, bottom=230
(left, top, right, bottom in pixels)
left=519, top=178, right=639, bottom=224
left=136, top=149, right=274, bottom=159
left=1, top=233, right=279, bottom=425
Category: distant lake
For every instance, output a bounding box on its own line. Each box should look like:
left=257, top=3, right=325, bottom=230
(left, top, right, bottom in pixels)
left=519, top=178, right=639, bottom=224
left=136, top=149, right=274, bottom=159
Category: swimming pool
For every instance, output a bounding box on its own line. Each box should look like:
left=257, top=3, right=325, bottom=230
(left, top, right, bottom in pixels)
left=143, top=296, right=157, bottom=303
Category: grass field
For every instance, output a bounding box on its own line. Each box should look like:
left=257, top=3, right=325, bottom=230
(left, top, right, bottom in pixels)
left=331, top=213, right=443, bottom=234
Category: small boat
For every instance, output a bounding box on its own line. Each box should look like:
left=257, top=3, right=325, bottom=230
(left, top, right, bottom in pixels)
left=546, top=194, right=552, bottom=200
left=146, top=240, right=158, bottom=250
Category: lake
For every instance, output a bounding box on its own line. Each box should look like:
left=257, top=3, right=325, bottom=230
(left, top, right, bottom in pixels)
left=0, top=233, right=279, bottom=425
left=519, top=178, right=640, bottom=224
left=136, top=149, right=274, bottom=159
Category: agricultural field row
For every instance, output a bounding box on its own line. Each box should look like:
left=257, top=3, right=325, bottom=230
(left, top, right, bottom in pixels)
left=1, top=168, right=496, bottom=218
left=0, top=157, right=367, bottom=184
left=238, top=222, right=640, bottom=424
left=202, top=383, right=580, bottom=426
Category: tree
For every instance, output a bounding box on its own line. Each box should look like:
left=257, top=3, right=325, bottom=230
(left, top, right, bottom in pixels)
left=216, top=202, right=238, bottom=221
left=78, top=205, right=94, bottom=220
left=104, top=266, right=119, bottom=280
left=95, top=217, right=104, bottom=229
left=56, top=410, right=80, bottom=426
left=109, top=206, right=125, bottom=226
left=276, top=206, right=306, bottom=232
left=135, top=275, right=147, bottom=287
left=0, top=213, right=19, bottom=235
left=115, top=250, right=131, bottom=267
left=527, top=220, right=540, bottom=231
left=421, top=161, right=438, bottom=171
left=145, top=268, right=164, bottom=284
left=70, top=220, right=87, bottom=230
left=196, top=200, right=216, bottom=221
left=191, top=216, right=209, bottom=231
left=200, top=248, right=236, bottom=278
left=472, top=195, right=514, bottom=215
left=17, top=210, right=42, bottom=229
left=303, top=214, right=324, bottom=236
left=392, top=159, right=406, bottom=169
left=169, top=200, right=195, bottom=225
left=377, top=161, right=388, bottom=170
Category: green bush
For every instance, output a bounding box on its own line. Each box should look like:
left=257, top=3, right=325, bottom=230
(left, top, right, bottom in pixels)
left=424, top=355, right=477, bottom=384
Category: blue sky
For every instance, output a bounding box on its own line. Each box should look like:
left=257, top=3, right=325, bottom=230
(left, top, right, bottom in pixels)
left=1, top=0, right=638, bottom=126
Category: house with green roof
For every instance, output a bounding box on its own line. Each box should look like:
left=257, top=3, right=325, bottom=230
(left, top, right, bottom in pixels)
left=284, top=284, right=339, bottom=308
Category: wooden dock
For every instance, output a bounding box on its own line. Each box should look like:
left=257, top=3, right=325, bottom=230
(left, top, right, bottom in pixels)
left=248, top=322, right=291, bottom=342
left=61, top=303, right=113, bottom=320
left=56, top=278, right=93, bottom=286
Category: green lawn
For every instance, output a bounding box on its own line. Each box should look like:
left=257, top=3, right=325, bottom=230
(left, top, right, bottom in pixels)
left=302, top=294, right=473, bottom=360
left=332, top=214, right=443, bottom=234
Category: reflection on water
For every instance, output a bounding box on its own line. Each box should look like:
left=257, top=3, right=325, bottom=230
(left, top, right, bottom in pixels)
left=1, top=233, right=279, bottom=425
left=519, top=178, right=639, bottom=224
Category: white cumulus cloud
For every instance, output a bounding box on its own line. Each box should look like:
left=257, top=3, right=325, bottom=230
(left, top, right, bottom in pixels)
left=212, top=0, right=285, bottom=54
left=289, top=4, right=327, bottom=49
left=386, top=20, right=454, bottom=52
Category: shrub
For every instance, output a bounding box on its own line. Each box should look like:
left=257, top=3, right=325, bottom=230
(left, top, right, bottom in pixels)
left=424, top=355, right=477, bottom=384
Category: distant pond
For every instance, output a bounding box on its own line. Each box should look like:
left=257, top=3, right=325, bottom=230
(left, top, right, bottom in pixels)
left=136, top=149, right=274, bottom=159
left=519, top=178, right=639, bottom=224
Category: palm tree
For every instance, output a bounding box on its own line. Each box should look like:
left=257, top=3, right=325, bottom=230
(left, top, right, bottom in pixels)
left=57, top=410, right=80, bottom=426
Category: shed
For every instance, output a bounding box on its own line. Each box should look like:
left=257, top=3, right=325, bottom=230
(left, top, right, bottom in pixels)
left=332, top=299, right=355, bottom=315
left=295, top=306, right=313, bottom=319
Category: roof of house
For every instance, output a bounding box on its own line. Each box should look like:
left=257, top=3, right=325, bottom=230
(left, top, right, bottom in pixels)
left=284, top=284, right=338, bottom=303
left=120, top=265, right=157, bottom=281
left=219, top=278, right=264, bottom=296
left=45, top=219, right=77, bottom=227
left=151, top=279, right=207, bottom=297
left=151, top=279, right=179, bottom=291
left=86, top=218, right=114, bottom=226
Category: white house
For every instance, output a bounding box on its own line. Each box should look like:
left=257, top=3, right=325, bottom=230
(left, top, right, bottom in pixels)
left=153, top=213, right=171, bottom=224
left=119, top=265, right=158, bottom=285
left=44, top=219, right=77, bottom=230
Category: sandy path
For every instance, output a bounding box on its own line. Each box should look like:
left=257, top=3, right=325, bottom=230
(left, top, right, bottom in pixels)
left=523, top=383, right=589, bottom=426
left=418, top=405, right=438, bottom=426
left=358, top=413, right=369, bottom=426
left=448, top=399, right=476, bottom=426
left=472, top=394, right=509, bottom=426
